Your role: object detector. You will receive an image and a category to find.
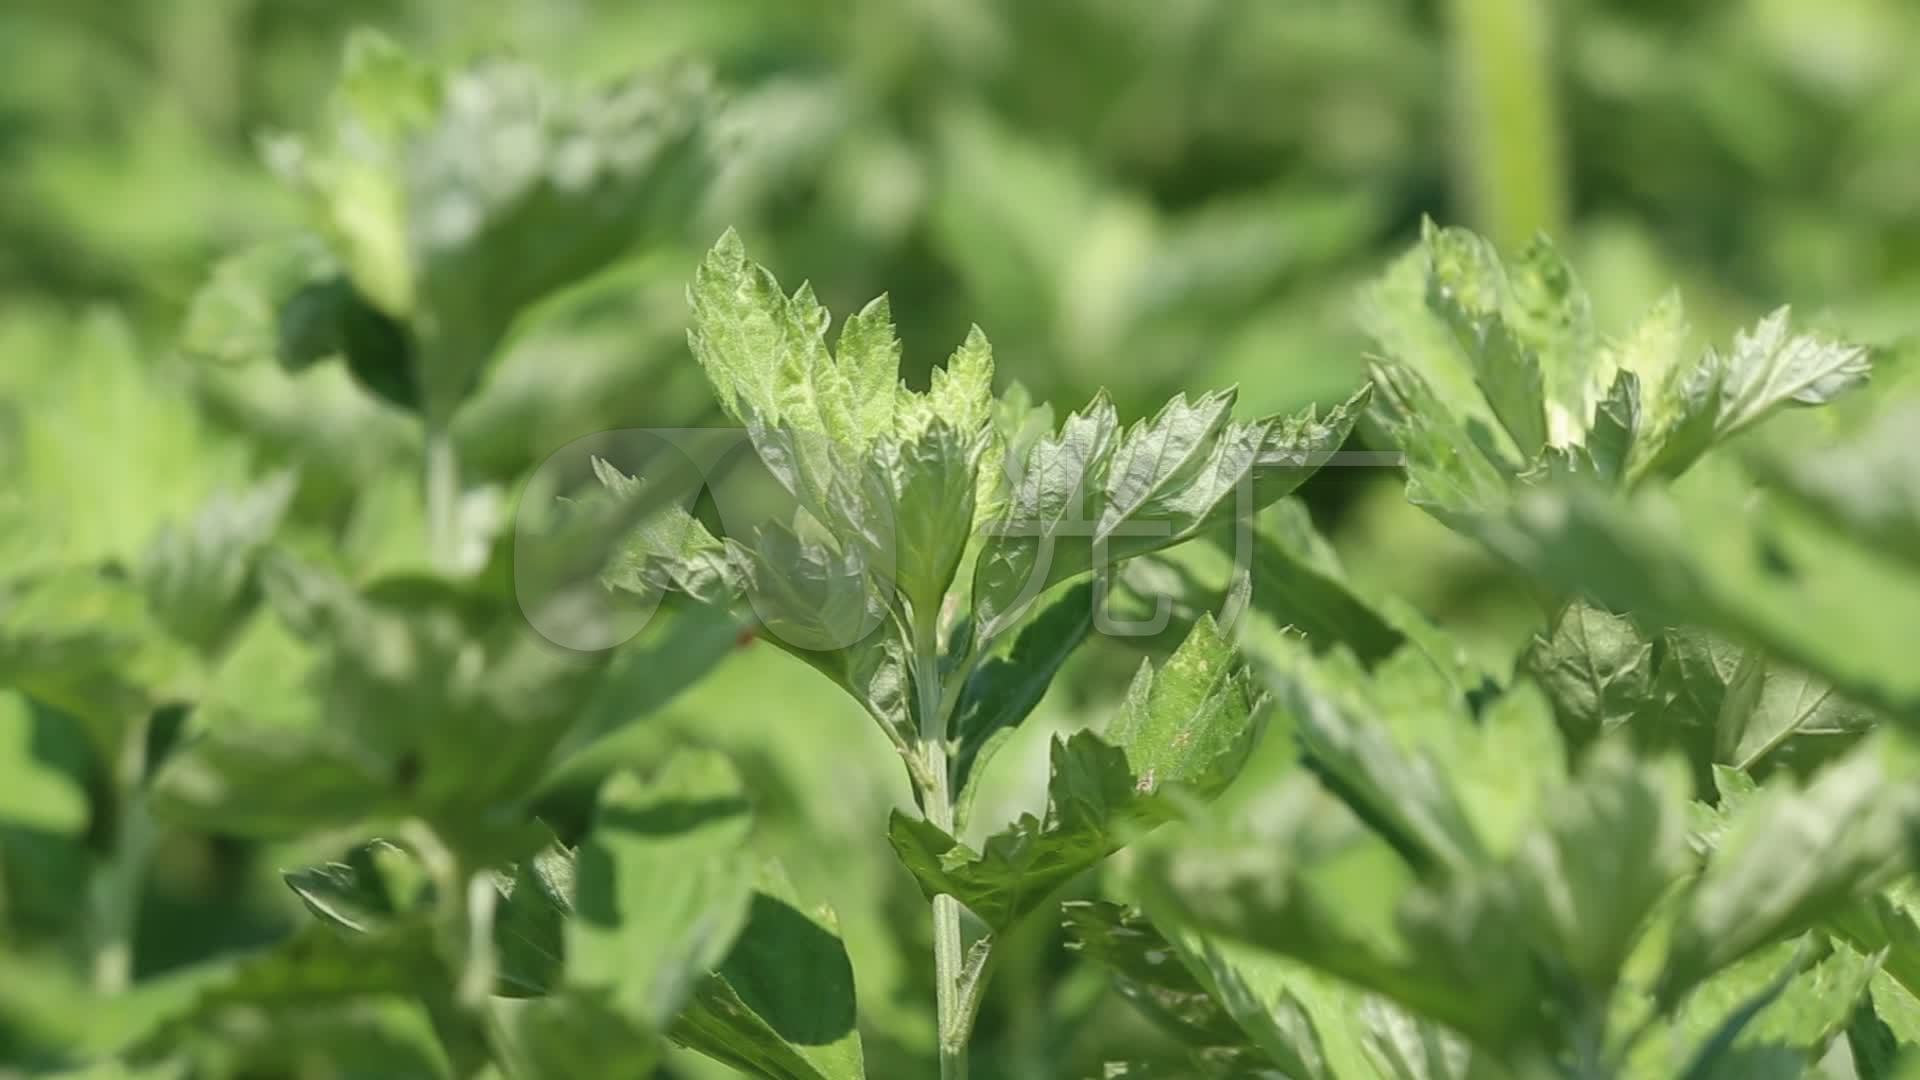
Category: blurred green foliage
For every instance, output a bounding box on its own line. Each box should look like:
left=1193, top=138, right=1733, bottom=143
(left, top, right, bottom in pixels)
left=1, top=1, right=1918, bottom=1077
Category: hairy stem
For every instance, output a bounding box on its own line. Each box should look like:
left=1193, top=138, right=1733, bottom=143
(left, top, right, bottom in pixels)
left=914, top=614, right=970, bottom=1080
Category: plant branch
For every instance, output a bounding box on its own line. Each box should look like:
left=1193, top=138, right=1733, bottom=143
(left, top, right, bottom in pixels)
left=914, top=610, right=972, bottom=1080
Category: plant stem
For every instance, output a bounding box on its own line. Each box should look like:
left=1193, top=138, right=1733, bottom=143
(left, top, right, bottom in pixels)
left=90, top=714, right=152, bottom=994
left=401, top=820, right=498, bottom=1010
left=1446, top=0, right=1565, bottom=251
left=425, top=422, right=461, bottom=573
left=914, top=615, right=969, bottom=1080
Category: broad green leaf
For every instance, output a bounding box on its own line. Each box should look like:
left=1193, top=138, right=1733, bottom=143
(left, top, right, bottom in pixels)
left=835, top=295, right=901, bottom=438
left=245, top=559, right=645, bottom=830
left=1106, top=615, right=1265, bottom=797
left=567, top=752, right=757, bottom=1026
left=1716, top=660, right=1877, bottom=774
left=1844, top=992, right=1902, bottom=1080
left=1366, top=362, right=1513, bottom=522
left=671, top=861, right=866, bottom=1080
left=1660, top=745, right=1918, bottom=1004
left=1556, top=617, right=1867, bottom=783
left=890, top=617, right=1259, bottom=931
left=729, top=521, right=886, bottom=656
left=490, top=839, right=575, bottom=997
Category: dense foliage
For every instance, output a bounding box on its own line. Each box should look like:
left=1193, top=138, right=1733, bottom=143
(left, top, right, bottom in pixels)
left=5, top=6, right=1920, bottom=1080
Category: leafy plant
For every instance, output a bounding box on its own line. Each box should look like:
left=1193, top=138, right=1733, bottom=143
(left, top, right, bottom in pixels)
left=1103, top=223, right=1920, bottom=1079
left=601, top=228, right=1367, bottom=1077
left=12, top=18, right=1920, bottom=1080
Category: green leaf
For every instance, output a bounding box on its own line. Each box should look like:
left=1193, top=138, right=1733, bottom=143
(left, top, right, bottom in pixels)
left=1131, top=780, right=1547, bottom=1056
left=567, top=751, right=757, bottom=1026
left=1065, top=900, right=1402, bottom=1080
left=835, top=295, right=902, bottom=438
left=138, top=472, right=297, bottom=654
left=491, top=839, right=575, bottom=997
left=280, top=38, right=718, bottom=416
left=1752, top=400, right=1920, bottom=573
left=889, top=731, right=1141, bottom=933
left=487, top=992, right=659, bottom=1079
left=1424, top=224, right=1549, bottom=458
left=869, top=416, right=986, bottom=620
left=151, top=722, right=392, bottom=836
left=1845, top=993, right=1903, bottom=1080
left=1660, top=745, right=1917, bottom=1004
left=1106, top=614, right=1265, bottom=797
left=1236, top=500, right=1405, bottom=664
left=1639, top=308, right=1870, bottom=479
left=1487, top=481, right=1920, bottom=719
left=0, top=693, right=88, bottom=834
left=671, top=861, right=866, bottom=1080
left=969, top=386, right=1365, bottom=644
left=950, top=581, right=1096, bottom=825
left=1627, top=938, right=1872, bottom=1080
left=240, top=561, right=616, bottom=828
left=680, top=232, right=1003, bottom=668
left=1715, top=660, right=1876, bottom=773
left=1062, top=901, right=1256, bottom=1054
left=1508, top=742, right=1692, bottom=996
left=284, top=838, right=433, bottom=936
left=1526, top=600, right=1655, bottom=749
left=891, top=617, right=1260, bottom=931
left=1279, top=646, right=1490, bottom=875
left=0, top=569, right=200, bottom=755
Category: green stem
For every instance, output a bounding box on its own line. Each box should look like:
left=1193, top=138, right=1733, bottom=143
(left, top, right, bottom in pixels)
left=401, top=820, right=498, bottom=1010
left=425, top=423, right=461, bottom=573
left=90, top=714, right=153, bottom=994
left=914, top=614, right=970, bottom=1080
left=1446, top=0, right=1565, bottom=250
